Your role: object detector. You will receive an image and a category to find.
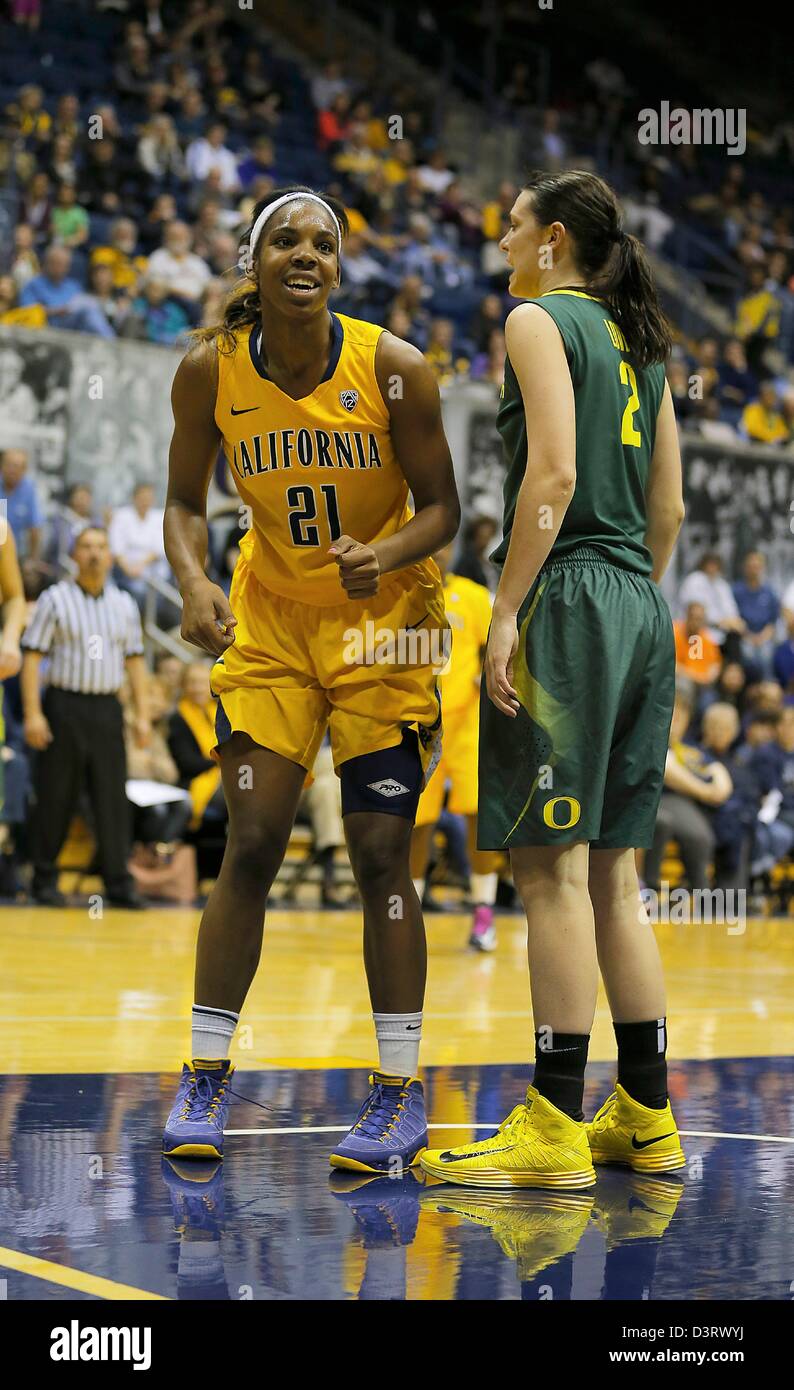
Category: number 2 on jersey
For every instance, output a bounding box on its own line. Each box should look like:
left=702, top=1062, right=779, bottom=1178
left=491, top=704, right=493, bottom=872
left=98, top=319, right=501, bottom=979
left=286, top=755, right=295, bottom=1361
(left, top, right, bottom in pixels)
left=619, top=361, right=642, bottom=447
left=287, top=483, right=342, bottom=547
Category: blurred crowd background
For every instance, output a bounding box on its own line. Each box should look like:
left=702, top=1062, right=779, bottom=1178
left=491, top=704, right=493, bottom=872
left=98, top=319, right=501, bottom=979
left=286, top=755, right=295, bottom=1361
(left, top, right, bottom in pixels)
left=1, top=0, right=793, bottom=914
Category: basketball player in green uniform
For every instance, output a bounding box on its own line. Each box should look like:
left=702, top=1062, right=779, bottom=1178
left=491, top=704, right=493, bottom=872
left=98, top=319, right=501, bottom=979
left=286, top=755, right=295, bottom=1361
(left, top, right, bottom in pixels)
left=422, top=170, right=687, bottom=1189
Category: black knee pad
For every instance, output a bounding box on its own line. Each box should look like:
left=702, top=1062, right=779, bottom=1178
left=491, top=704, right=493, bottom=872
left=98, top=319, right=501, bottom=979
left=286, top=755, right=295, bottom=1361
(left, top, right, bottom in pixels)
left=340, top=728, right=423, bottom=820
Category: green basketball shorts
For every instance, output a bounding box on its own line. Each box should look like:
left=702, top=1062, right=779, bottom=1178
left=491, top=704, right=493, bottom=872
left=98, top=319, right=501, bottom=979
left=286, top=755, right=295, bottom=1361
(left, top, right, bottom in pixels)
left=477, top=548, right=675, bottom=851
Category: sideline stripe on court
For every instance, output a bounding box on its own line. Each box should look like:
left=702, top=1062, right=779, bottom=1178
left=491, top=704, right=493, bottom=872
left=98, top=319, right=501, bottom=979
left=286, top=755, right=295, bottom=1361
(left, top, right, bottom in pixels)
left=225, top=1124, right=794, bottom=1143
left=0, top=1246, right=168, bottom=1300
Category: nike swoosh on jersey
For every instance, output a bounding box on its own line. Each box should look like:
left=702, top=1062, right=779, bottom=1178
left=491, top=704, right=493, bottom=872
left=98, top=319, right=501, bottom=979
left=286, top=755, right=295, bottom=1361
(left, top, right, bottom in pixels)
left=631, top=1131, right=676, bottom=1150
left=230, top=404, right=259, bottom=415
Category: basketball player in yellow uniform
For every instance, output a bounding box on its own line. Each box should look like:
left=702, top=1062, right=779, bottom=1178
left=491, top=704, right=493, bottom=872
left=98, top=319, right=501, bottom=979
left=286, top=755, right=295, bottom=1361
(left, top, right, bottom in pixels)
left=409, top=542, right=502, bottom=950
left=161, top=186, right=460, bottom=1171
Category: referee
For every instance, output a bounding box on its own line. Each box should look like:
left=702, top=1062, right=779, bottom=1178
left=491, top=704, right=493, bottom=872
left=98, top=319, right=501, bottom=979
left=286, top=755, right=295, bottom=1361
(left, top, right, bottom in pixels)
left=21, top=525, right=150, bottom=908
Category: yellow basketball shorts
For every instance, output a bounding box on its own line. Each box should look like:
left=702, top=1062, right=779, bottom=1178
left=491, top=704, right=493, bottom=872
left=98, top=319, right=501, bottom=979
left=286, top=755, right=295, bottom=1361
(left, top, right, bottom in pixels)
left=414, top=698, right=479, bottom=826
left=210, top=555, right=448, bottom=784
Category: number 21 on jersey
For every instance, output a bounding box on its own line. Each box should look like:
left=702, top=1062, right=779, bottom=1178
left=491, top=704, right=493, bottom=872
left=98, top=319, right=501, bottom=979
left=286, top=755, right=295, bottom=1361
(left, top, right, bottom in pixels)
left=287, top=483, right=342, bottom=547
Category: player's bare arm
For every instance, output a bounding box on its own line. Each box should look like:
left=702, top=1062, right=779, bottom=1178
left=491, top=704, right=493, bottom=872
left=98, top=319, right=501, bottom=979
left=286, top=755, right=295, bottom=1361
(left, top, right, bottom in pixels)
left=164, top=341, right=238, bottom=656
left=644, top=381, right=685, bottom=584
left=485, top=304, right=576, bottom=717
left=329, top=333, right=460, bottom=599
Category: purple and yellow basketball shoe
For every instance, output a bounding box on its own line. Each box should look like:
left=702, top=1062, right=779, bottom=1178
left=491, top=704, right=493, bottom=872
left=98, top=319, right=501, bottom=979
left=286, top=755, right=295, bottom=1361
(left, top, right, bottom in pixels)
left=329, top=1073, right=428, bottom=1174
left=162, top=1060, right=235, bottom=1160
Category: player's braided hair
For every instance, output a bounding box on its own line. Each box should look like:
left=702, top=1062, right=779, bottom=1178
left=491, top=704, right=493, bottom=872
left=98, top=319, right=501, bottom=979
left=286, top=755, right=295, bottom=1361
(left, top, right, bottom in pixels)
left=523, top=170, right=673, bottom=369
left=191, top=185, right=349, bottom=355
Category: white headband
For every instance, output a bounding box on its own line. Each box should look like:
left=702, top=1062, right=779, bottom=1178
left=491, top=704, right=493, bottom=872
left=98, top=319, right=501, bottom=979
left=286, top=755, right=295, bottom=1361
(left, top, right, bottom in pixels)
left=238, top=193, right=343, bottom=277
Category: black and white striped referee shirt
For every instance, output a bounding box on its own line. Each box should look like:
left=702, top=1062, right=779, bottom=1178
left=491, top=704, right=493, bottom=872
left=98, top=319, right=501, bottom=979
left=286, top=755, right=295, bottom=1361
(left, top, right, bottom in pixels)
left=21, top=579, right=145, bottom=694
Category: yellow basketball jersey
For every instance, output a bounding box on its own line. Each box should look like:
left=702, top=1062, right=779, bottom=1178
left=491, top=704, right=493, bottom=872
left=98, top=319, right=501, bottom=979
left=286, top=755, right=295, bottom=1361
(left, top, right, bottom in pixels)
left=439, top=571, right=492, bottom=712
left=215, top=311, right=430, bottom=606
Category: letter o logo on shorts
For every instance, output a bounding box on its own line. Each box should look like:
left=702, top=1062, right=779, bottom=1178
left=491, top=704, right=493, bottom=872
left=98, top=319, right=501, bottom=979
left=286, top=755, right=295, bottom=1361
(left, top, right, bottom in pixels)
left=542, top=796, right=581, bottom=830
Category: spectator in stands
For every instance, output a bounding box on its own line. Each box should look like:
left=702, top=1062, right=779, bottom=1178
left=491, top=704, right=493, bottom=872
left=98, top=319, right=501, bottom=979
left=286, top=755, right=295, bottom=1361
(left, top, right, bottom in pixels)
left=471, top=327, right=506, bottom=384
left=674, top=601, right=722, bottom=687
left=87, top=262, right=132, bottom=334
left=713, top=660, right=748, bottom=716
left=108, top=482, right=169, bottom=610
left=167, top=661, right=227, bottom=835
left=122, top=277, right=190, bottom=345
left=139, top=192, right=179, bottom=254
left=417, top=148, right=455, bottom=196
left=696, top=395, right=739, bottom=444
left=185, top=121, right=240, bottom=195
left=0, top=449, right=43, bottom=562
left=751, top=706, right=794, bottom=877
left=175, top=87, right=207, bottom=140
left=735, top=263, right=781, bottom=373
left=237, top=135, right=276, bottom=191
left=19, top=245, right=114, bottom=338
left=5, top=83, right=51, bottom=146
left=0, top=276, right=45, bottom=330
left=153, top=650, right=182, bottom=709
left=316, top=93, right=352, bottom=155
left=679, top=551, right=745, bottom=658
left=90, top=218, right=146, bottom=292
left=46, top=482, right=102, bottom=567
left=10, top=224, right=39, bottom=291
left=733, top=550, right=780, bottom=679
left=124, top=674, right=192, bottom=852
left=48, top=133, right=79, bottom=188
left=20, top=171, right=53, bottom=248
left=20, top=525, right=148, bottom=908
left=50, top=182, right=90, bottom=250
left=644, top=688, right=733, bottom=892
left=113, top=32, right=155, bottom=102
left=423, top=317, right=470, bottom=386
left=389, top=274, right=432, bottom=346
left=79, top=138, right=123, bottom=216
left=739, top=380, right=789, bottom=445
left=718, top=338, right=756, bottom=420
left=137, top=113, right=186, bottom=186
left=310, top=60, right=349, bottom=112
left=146, top=220, right=212, bottom=308
left=469, top=292, right=505, bottom=352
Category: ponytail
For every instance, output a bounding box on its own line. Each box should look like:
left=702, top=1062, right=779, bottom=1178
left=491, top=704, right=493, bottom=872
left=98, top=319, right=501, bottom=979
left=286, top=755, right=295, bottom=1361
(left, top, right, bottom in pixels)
left=590, top=229, right=673, bottom=370
left=523, top=170, right=673, bottom=370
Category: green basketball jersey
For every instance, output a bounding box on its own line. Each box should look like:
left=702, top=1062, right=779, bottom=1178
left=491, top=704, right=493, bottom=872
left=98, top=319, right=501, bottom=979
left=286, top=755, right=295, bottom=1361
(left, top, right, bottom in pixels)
left=492, top=289, right=666, bottom=576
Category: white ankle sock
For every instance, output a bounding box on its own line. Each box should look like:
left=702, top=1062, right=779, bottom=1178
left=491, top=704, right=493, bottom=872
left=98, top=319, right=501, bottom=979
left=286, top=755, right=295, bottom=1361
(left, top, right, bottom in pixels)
left=373, top=1011, right=422, bottom=1076
left=470, top=872, right=498, bottom=906
left=192, top=1004, right=239, bottom=1062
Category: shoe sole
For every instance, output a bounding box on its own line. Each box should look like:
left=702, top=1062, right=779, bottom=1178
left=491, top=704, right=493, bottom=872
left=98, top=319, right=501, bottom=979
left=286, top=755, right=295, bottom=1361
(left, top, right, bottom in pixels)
left=162, top=1142, right=223, bottom=1160
left=328, top=1146, right=427, bottom=1174
left=419, top=1155, right=596, bottom=1189
left=589, top=1148, right=686, bottom=1174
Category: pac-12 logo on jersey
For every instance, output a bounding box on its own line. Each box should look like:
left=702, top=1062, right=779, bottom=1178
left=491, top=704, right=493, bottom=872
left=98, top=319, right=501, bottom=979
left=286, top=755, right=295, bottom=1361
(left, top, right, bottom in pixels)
left=339, top=389, right=359, bottom=412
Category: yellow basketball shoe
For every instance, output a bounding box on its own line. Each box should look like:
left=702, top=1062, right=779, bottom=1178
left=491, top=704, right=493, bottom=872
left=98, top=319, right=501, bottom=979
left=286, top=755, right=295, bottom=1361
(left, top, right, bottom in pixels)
left=587, top=1084, right=685, bottom=1173
left=420, top=1088, right=596, bottom=1190
left=422, top=1189, right=594, bottom=1281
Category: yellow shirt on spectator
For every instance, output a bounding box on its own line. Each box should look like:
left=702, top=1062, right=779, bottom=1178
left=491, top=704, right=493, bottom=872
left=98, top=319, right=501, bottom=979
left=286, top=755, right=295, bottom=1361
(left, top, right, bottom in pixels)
left=481, top=201, right=505, bottom=241
left=735, top=288, right=781, bottom=340
left=90, top=245, right=148, bottom=291
left=740, top=400, right=789, bottom=444
left=0, top=305, right=46, bottom=329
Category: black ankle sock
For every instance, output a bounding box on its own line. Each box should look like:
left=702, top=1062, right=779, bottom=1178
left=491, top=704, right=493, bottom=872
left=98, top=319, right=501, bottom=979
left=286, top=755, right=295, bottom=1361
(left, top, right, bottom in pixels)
left=531, top=1031, right=589, bottom=1121
left=614, top=1018, right=668, bottom=1109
